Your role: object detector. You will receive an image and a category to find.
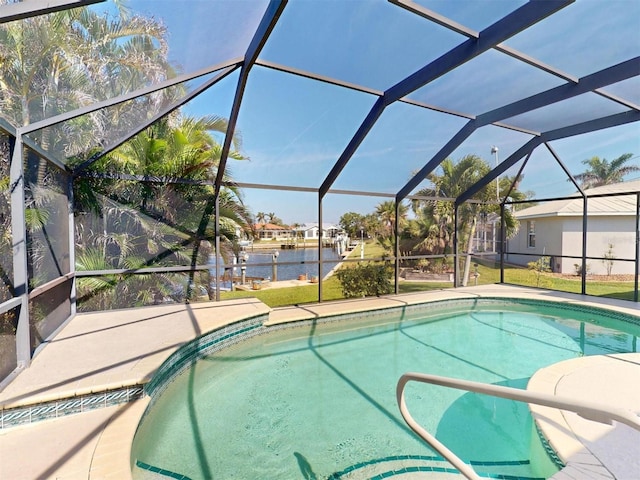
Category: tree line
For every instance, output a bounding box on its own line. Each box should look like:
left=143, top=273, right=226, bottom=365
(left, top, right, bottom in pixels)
left=339, top=152, right=637, bottom=285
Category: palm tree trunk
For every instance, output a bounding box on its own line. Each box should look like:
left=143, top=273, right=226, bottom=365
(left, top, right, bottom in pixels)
left=461, top=216, right=477, bottom=286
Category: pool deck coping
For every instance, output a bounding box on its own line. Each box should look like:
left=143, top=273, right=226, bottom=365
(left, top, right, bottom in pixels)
left=0, top=285, right=638, bottom=479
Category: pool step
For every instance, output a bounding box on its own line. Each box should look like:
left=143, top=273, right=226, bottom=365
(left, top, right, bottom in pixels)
left=329, top=455, right=544, bottom=479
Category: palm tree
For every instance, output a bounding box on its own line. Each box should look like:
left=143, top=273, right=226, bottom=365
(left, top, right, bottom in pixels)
left=412, top=155, right=520, bottom=285
left=74, top=114, right=251, bottom=307
left=0, top=4, right=172, bottom=143
left=573, top=153, right=638, bottom=189
left=372, top=200, right=408, bottom=255
left=0, top=3, right=176, bottom=302
left=256, top=212, right=267, bottom=224
left=375, top=201, right=408, bottom=237
left=291, top=222, right=303, bottom=246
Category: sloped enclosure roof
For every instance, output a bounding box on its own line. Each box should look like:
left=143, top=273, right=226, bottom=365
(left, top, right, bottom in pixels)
left=0, top=0, right=638, bottom=214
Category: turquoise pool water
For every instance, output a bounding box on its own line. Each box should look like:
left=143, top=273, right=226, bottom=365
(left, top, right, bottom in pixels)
left=132, top=300, right=639, bottom=479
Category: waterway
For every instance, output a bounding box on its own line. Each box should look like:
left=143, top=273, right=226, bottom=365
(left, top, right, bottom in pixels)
left=220, top=247, right=343, bottom=282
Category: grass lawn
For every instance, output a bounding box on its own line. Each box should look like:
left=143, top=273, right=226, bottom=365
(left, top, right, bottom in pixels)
left=220, top=241, right=637, bottom=306
left=220, top=277, right=345, bottom=307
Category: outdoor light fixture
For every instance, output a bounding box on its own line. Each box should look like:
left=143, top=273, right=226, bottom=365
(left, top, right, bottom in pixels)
left=491, top=146, right=500, bottom=201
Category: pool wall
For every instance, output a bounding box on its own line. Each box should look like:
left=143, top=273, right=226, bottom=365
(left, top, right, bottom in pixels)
left=144, top=313, right=268, bottom=399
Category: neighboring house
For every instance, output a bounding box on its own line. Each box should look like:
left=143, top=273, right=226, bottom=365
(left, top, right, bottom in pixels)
left=293, top=223, right=343, bottom=240
left=254, top=223, right=292, bottom=241
left=508, top=180, right=639, bottom=275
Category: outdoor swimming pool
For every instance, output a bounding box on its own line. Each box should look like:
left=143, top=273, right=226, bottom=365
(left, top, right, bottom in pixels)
left=131, top=299, right=639, bottom=479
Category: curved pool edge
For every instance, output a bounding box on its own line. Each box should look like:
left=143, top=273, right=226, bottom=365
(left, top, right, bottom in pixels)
left=87, top=285, right=639, bottom=480
left=264, top=286, right=640, bottom=327
left=89, top=397, right=150, bottom=479
left=529, top=353, right=640, bottom=480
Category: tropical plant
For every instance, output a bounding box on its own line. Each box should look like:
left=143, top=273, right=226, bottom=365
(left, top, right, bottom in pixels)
left=0, top=1, right=182, bottom=302
left=0, top=2, right=173, bottom=157
left=410, top=155, right=521, bottom=285
left=290, top=222, right=304, bottom=244
left=573, top=153, right=638, bottom=189
left=375, top=200, right=408, bottom=238
left=372, top=200, right=409, bottom=256
left=74, top=114, right=251, bottom=308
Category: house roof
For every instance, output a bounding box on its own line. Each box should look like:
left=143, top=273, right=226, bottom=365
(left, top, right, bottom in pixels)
left=514, top=180, right=640, bottom=219
left=254, top=223, right=290, bottom=231
left=294, top=223, right=339, bottom=231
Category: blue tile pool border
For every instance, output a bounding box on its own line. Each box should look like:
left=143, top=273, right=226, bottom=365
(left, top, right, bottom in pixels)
left=143, top=313, right=269, bottom=399
left=0, top=384, right=144, bottom=430
left=327, top=454, right=541, bottom=480
left=3, top=296, right=637, bottom=432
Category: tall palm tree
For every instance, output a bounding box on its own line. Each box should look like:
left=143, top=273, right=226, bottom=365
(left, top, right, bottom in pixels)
left=1, top=2, right=176, bottom=302
left=291, top=222, right=303, bottom=245
left=573, top=153, right=638, bottom=189
left=412, top=155, right=520, bottom=285
left=412, top=156, right=487, bottom=254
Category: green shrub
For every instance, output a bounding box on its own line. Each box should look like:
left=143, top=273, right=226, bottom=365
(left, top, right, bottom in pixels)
left=528, top=256, right=551, bottom=287
left=335, top=262, right=394, bottom=298
left=573, top=262, right=591, bottom=276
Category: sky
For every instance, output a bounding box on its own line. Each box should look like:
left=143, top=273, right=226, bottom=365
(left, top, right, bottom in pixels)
left=99, top=0, right=640, bottom=225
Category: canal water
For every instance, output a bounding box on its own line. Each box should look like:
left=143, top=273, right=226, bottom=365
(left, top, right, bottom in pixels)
left=211, top=247, right=344, bottom=285
left=241, top=247, right=342, bottom=281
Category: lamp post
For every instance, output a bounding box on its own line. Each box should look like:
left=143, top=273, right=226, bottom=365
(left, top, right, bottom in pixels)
left=272, top=250, right=279, bottom=282
left=491, top=145, right=499, bottom=201
left=360, top=228, right=364, bottom=259
left=240, top=251, right=248, bottom=285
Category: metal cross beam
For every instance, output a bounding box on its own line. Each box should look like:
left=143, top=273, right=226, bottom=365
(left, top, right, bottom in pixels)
left=0, top=0, right=103, bottom=24
left=456, top=110, right=640, bottom=205
left=398, top=57, right=639, bottom=202
left=477, top=57, right=640, bottom=126
left=73, top=65, right=239, bottom=174
left=320, top=0, right=572, bottom=198
left=213, top=0, right=287, bottom=198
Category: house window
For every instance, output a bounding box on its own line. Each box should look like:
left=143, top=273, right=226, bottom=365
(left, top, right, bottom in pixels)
left=527, top=221, right=536, bottom=248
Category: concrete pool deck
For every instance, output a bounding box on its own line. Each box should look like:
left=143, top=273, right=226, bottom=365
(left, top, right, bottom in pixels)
left=0, top=285, right=638, bottom=479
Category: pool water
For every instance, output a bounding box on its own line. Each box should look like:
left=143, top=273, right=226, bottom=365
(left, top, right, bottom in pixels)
left=132, top=301, right=639, bottom=479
